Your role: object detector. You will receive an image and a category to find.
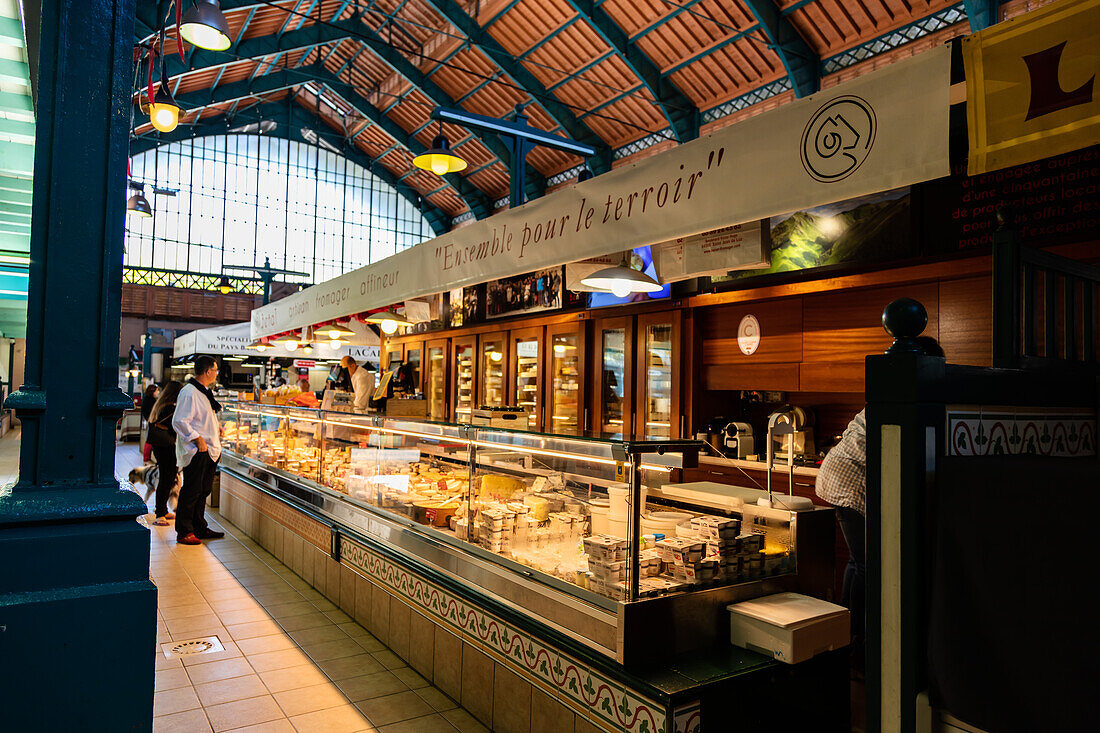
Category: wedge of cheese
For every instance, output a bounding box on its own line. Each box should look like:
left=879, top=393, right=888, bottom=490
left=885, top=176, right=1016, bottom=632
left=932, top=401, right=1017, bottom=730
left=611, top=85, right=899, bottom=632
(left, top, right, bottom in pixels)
left=523, top=495, right=550, bottom=521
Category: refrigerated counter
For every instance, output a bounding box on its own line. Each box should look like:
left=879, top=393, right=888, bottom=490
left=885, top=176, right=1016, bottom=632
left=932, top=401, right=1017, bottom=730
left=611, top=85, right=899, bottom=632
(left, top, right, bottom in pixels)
left=219, top=401, right=836, bottom=662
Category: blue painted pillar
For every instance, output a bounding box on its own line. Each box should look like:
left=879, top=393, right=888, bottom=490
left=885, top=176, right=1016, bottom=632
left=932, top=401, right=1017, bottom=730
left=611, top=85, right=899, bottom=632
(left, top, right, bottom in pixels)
left=0, top=0, right=156, bottom=730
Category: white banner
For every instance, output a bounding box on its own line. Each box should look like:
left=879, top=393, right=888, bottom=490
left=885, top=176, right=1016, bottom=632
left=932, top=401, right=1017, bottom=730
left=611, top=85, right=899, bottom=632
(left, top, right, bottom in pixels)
left=177, top=322, right=381, bottom=358
left=173, top=322, right=253, bottom=357
left=252, top=46, right=950, bottom=338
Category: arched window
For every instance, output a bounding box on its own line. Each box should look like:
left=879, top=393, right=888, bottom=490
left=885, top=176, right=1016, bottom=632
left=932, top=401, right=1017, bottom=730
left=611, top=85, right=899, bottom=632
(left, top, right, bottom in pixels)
left=125, top=134, right=432, bottom=285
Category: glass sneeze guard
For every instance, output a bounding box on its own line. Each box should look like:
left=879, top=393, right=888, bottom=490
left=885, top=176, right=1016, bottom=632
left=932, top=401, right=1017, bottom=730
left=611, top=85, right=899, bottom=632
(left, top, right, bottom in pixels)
left=220, top=403, right=797, bottom=605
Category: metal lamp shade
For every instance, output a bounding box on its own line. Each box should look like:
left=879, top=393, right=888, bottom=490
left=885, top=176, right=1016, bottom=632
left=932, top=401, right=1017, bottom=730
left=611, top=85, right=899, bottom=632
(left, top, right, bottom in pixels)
left=413, top=135, right=467, bottom=176
left=180, top=0, right=232, bottom=51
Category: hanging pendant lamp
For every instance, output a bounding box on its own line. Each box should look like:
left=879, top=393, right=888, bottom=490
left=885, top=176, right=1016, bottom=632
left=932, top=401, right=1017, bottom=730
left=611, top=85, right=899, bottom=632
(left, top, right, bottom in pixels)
left=180, top=0, right=232, bottom=51
left=320, top=323, right=355, bottom=340
left=126, top=189, right=153, bottom=218
left=413, top=120, right=467, bottom=176
left=364, top=309, right=412, bottom=335
left=216, top=274, right=233, bottom=294
left=580, top=257, right=662, bottom=298
left=148, top=83, right=183, bottom=133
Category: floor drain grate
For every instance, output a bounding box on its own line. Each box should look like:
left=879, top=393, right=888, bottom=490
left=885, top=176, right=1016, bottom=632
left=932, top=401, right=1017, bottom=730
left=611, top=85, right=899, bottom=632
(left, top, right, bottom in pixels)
left=160, top=635, right=225, bottom=659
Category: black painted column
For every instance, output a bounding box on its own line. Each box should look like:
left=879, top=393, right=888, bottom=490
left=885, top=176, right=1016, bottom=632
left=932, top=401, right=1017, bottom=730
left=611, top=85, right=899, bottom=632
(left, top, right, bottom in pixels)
left=0, top=1, right=156, bottom=729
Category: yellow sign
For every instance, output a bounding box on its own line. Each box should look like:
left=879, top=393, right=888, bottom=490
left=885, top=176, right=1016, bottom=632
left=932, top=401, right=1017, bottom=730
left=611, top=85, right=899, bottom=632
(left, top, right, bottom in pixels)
left=615, top=462, right=627, bottom=482
left=963, top=0, right=1100, bottom=174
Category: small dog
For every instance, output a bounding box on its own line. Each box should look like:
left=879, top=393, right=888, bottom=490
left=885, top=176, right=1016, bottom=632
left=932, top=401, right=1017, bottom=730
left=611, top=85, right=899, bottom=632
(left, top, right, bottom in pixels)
left=128, top=463, right=181, bottom=513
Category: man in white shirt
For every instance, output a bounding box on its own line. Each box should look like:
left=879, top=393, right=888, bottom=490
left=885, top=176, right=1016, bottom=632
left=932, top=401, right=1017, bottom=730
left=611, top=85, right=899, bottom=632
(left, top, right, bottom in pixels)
left=172, top=355, right=224, bottom=545
left=339, top=356, right=374, bottom=411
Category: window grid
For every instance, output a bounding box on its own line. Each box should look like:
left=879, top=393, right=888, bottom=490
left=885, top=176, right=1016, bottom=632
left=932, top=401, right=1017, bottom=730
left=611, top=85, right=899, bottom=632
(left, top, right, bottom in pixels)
left=125, top=134, right=431, bottom=285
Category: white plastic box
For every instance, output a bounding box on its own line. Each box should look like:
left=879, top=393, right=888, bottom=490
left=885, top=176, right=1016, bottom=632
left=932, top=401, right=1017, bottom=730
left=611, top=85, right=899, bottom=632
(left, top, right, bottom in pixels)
left=727, top=592, right=849, bottom=664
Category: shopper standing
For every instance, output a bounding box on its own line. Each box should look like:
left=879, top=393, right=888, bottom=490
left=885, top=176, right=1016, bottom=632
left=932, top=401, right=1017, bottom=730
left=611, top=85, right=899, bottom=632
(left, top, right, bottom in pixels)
left=145, top=380, right=183, bottom=526
left=172, top=356, right=225, bottom=545
left=140, top=383, right=159, bottom=462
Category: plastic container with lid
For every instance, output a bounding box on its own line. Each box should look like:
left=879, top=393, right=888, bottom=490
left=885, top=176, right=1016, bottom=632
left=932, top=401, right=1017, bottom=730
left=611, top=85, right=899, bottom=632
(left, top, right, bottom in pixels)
left=588, top=498, right=610, bottom=535
left=607, top=483, right=647, bottom=520
left=640, top=510, right=693, bottom=537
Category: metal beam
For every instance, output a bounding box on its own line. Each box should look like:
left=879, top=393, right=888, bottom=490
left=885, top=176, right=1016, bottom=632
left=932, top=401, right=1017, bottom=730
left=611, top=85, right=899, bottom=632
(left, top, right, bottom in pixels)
left=418, top=0, right=613, bottom=170
left=629, top=0, right=705, bottom=42
left=565, top=0, right=699, bottom=142
left=129, top=102, right=452, bottom=235
left=741, top=0, right=819, bottom=98
left=160, top=62, right=493, bottom=219
left=155, top=14, right=547, bottom=197
left=963, top=0, right=1000, bottom=31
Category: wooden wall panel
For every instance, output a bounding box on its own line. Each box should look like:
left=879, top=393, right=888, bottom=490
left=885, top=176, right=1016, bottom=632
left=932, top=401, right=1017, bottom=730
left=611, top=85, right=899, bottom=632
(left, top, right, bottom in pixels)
left=938, top=276, right=992, bottom=366
left=701, top=299, right=802, bottom=365
left=702, top=363, right=800, bottom=392
left=798, top=361, right=866, bottom=393
left=802, top=282, right=940, bottom=363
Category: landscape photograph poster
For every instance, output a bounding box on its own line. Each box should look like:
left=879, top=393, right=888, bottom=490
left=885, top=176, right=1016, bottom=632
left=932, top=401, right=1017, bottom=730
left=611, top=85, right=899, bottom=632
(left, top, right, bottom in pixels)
left=724, top=186, right=912, bottom=281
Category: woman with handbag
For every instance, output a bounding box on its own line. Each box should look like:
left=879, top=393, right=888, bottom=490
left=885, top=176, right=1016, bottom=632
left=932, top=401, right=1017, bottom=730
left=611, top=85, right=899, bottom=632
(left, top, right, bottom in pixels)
left=146, top=380, right=183, bottom=526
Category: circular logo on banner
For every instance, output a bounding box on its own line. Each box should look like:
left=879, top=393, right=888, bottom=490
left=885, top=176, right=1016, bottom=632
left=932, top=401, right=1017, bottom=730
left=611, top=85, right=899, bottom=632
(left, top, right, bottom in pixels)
left=800, top=95, right=877, bottom=183
left=737, top=315, right=761, bottom=355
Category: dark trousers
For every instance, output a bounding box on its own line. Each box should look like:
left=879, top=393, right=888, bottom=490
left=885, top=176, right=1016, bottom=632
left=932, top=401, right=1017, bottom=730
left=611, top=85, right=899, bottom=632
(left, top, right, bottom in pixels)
left=150, top=445, right=177, bottom=519
left=177, top=451, right=216, bottom=539
left=835, top=505, right=866, bottom=642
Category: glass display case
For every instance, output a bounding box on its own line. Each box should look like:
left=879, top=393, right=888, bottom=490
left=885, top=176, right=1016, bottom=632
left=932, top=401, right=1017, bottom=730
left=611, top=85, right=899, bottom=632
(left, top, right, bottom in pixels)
left=509, top=327, right=542, bottom=430
left=479, top=332, right=507, bottom=408
left=547, top=322, right=585, bottom=436
left=220, top=402, right=804, bottom=607
left=452, top=336, right=475, bottom=423
left=404, top=341, right=423, bottom=394
left=636, top=312, right=680, bottom=439
left=425, top=338, right=449, bottom=421
left=594, top=317, right=633, bottom=438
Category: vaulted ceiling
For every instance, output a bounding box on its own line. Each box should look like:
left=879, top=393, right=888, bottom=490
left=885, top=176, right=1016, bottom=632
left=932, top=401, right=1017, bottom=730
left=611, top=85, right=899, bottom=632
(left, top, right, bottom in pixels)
left=131, top=1, right=1037, bottom=232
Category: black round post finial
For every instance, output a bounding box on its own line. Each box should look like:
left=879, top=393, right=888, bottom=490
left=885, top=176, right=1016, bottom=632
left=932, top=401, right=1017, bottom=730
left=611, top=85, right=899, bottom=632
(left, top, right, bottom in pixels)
left=882, top=298, right=927, bottom=354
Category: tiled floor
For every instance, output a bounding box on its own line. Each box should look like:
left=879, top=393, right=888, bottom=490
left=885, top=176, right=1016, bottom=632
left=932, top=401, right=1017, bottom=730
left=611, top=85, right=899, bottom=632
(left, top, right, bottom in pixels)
left=2, top=430, right=489, bottom=733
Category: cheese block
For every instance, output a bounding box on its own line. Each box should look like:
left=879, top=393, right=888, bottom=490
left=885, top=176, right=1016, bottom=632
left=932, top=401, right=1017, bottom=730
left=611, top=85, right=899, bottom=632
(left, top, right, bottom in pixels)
left=480, top=474, right=525, bottom=500
left=523, top=495, right=550, bottom=521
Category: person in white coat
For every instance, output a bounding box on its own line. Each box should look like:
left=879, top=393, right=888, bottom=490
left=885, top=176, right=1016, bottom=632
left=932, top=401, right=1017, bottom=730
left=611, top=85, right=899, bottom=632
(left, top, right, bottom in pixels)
left=172, top=355, right=224, bottom=545
left=339, top=356, right=374, bottom=411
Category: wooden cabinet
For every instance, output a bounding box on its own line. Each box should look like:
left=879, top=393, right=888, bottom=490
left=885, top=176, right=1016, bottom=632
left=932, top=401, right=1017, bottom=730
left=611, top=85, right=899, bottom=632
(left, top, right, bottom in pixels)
left=424, top=338, right=449, bottom=421
left=636, top=311, right=681, bottom=439
left=452, top=336, right=476, bottom=422
left=383, top=343, right=403, bottom=373
left=403, top=339, right=424, bottom=394
left=509, top=327, right=543, bottom=431
left=478, top=331, right=508, bottom=409
left=546, top=321, right=586, bottom=436
left=592, top=316, right=633, bottom=439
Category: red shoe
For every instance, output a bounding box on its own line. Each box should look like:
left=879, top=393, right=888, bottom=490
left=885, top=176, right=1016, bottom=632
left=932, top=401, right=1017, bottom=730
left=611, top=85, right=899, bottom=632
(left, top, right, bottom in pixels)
left=177, top=533, right=201, bottom=545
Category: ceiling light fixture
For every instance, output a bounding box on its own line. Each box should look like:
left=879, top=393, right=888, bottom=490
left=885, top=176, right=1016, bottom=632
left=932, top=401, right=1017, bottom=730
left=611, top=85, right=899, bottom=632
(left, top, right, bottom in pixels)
left=216, top=274, right=233, bottom=294
left=126, top=185, right=153, bottom=218
left=364, top=310, right=411, bottom=335
left=248, top=339, right=271, bottom=352
left=147, top=83, right=183, bottom=133
left=180, top=0, right=232, bottom=51
left=580, top=257, right=662, bottom=298
left=413, top=120, right=467, bottom=176
left=321, top=323, right=355, bottom=340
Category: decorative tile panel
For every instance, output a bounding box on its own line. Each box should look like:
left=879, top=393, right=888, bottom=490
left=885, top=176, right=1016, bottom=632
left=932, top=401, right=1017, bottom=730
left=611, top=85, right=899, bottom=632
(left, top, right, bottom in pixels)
left=947, top=406, right=1097, bottom=457
left=221, top=478, right=329, bottom=551
left=673, top=701, right=702, bottom=733
left=340, top=538, right=670, bottom=733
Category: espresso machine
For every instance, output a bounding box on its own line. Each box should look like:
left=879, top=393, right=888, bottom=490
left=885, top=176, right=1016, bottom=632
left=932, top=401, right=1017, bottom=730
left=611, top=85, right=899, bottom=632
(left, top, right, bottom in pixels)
left=721, top=422, right=755, bottom=459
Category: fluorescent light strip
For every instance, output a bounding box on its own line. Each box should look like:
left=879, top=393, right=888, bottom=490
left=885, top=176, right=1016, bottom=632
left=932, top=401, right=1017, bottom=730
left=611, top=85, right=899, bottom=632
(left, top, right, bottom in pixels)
left=228, top=409, right=673, bottom=472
